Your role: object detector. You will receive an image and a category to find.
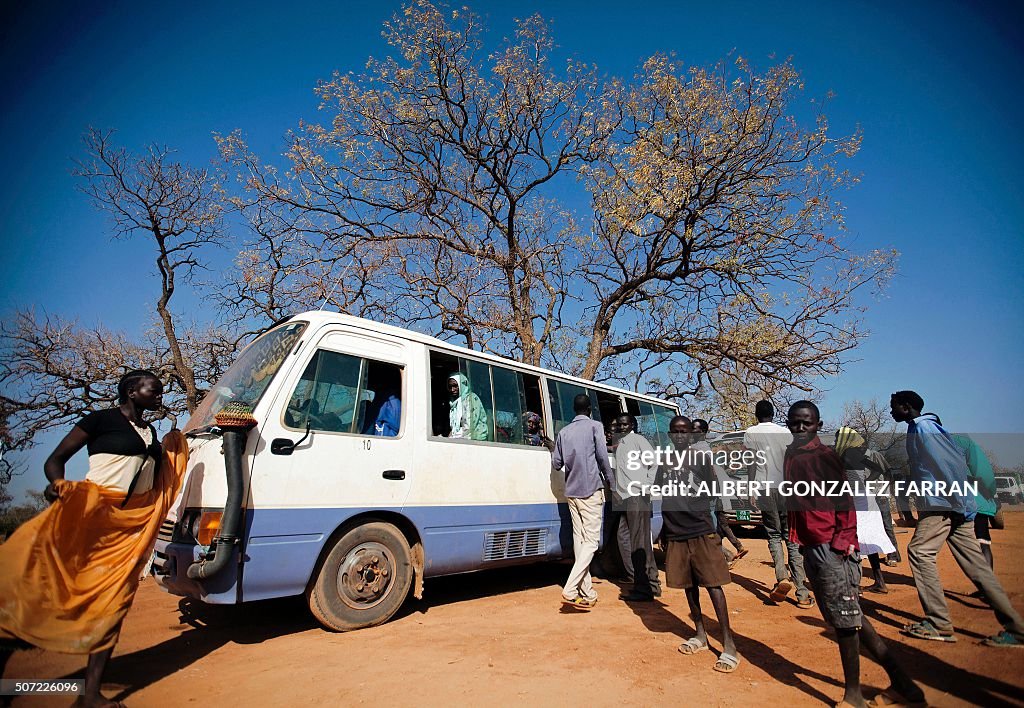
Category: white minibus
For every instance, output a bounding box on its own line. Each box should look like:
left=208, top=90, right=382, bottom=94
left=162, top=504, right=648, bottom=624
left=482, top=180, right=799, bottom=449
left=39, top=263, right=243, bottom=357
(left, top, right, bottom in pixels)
left=153, top=311, right=678, bottom=630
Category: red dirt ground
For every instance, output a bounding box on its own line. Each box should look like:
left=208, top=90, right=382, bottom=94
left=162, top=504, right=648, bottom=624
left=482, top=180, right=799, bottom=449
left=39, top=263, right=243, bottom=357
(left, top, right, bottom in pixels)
left=5, top=514, right=1024, bottom=707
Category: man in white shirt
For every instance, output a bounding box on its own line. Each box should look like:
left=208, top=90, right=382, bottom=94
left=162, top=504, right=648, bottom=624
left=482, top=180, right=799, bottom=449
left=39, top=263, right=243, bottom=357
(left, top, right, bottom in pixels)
left=613, top=414, right=662, bottom=601
left=743, top=400, right=812, bottom=607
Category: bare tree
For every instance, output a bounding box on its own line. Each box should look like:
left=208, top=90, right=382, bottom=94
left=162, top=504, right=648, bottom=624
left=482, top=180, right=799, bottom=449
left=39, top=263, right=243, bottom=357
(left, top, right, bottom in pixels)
left=576, top=55, right=895, bottom=420
left=835, top=397, right=900, bottom=451
left=3, top=3, right=899, bottom=458
left=212, top=184, right=398, bottom=337
left=0, top=489, right=48, bottom=537
left=74, top=128, right=225, bottom=413
left=220, top=2, right=895, bottom=414
left=828, top=397, right=908, bottom=475
left=219, top=1, right=612, bottom=363
left=0, top=311, right=167, bottom=451
left=0, top=310, right=243, bottom=461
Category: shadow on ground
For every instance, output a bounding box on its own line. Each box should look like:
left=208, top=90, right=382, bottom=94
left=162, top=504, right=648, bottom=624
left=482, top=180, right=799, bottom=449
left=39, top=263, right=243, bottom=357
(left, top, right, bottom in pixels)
left=59, top=561, right=570, bottom=701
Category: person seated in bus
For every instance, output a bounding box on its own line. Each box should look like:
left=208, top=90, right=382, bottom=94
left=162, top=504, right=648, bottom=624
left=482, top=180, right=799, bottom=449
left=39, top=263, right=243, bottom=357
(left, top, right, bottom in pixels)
left=523, top=411, right=554, bottom=450
left=448, top=373, right=488, bottom=440
left=494, top=410, right=517, bottom=443
left=372, top=391, right=401, bottom=437
left=362, top=368, right=402, bottom=437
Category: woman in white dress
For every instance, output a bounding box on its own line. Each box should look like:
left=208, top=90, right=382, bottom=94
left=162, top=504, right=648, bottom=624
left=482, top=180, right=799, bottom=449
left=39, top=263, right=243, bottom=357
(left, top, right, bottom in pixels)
left=835, top=427, right=896, bottom=594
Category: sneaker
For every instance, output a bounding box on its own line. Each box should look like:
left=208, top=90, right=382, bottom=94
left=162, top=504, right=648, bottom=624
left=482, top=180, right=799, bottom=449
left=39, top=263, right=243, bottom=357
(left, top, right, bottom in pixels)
left=769, top=579, right=793, bottom=602
left=981, top=630, right=1024, bottom=648
left=561, top=596, right=597, bottom=611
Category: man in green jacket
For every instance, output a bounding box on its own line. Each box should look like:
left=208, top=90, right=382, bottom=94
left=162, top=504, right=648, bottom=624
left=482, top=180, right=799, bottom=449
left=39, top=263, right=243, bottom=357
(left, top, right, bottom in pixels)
left=952, top=433, right=998, bottom=569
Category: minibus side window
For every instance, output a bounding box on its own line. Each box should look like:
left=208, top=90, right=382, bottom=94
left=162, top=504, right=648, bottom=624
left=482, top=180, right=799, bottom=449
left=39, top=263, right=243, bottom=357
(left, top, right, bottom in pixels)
left=548, top=380, right=589, bottom=436
left=595, top=391, right=623, bottom=432
left=285, top=350, right=404, bottom=436
left=491, top=365, right=525, bottom=444
left=465, top=359, right=494, bottom=442
left=625, top=398, right=659, bottom=442
left=489, top=365, right=544, bottom=446
left=650, top=402, right=677, bottom=448
left=428, top=351, right=491, bottom=441
left=286, top=350, right=363, bottom=433
left=356, top=359, right=404, bottom=436
left=428, top=350, right=545, bottom=446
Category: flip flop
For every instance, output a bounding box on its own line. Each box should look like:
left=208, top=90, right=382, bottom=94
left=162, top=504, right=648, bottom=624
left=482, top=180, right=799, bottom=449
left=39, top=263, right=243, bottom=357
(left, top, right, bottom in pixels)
left=769, top=579, right=793, bottom=602
left=734, top=548, right=749, bottom=560
left=713, top=652, right=740, bottom=673
left=868, top=687, right=927, bottom=707
left=678, top=637, right=708, bottom=655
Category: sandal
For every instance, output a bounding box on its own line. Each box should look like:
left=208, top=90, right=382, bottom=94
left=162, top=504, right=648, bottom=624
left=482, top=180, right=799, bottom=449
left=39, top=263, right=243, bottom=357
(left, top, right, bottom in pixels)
left=713, top=652, right=740, bottom=673
left=902, top=620, right=955, bottom=643
left=678, top=637, right=708, bottom=655
left=734, top=548, right=749, bottom=560
left=868, top=687, right=927, bottom=707
left=796, top=596, right=815, bottom=609
left=769, top=579, right=793, bottom=602
left=981, top=630, right=1024, bottom=648
left=864, top=584, right=890, bottom=595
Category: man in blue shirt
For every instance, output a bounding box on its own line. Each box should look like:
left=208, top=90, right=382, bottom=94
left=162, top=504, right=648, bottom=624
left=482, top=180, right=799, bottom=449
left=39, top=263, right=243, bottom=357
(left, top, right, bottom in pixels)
left=890, top=390, right=1023, bottom=647
left=552, top=394, right=613, bottom=610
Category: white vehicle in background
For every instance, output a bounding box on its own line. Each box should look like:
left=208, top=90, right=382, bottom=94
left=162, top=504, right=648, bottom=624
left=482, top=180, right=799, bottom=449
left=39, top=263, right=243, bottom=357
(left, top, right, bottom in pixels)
left=152, top=310, right=679, bottom=631
left=995, top=476, right=1024, bottom=505
left=709, top=432, right=761, bottom=527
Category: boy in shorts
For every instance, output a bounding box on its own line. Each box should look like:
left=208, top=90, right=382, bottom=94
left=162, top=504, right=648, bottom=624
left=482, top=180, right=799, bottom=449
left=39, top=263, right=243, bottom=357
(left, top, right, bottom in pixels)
left=662, top=416, right=739, bottom=673
left=786, top=401, right=924, bottom=708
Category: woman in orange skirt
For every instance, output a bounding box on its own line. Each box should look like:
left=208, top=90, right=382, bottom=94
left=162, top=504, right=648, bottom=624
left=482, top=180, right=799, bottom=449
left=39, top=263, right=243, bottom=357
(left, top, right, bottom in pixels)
left=0, top=370, right=188, bottom=707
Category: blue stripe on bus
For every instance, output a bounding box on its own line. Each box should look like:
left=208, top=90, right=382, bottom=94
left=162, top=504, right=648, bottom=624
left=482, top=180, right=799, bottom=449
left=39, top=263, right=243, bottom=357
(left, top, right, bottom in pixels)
left=241, top=502, right=571, bottom=601
left=158, top=501, right=663, bottom=604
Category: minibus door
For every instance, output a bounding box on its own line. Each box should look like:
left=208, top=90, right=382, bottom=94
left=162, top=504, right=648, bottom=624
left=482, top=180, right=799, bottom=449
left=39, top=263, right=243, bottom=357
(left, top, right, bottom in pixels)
left=242, top=332, right=412, bottom=600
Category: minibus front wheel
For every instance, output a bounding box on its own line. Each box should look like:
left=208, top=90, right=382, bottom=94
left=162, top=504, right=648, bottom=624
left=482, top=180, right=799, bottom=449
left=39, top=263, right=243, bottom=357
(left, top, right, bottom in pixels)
left=307, top=521, right=414, bottom=631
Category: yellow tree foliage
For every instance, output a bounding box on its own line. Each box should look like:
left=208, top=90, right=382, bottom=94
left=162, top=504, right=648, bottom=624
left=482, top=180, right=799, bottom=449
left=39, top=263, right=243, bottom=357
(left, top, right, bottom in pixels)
left=218, top=2, right=894, bottom=413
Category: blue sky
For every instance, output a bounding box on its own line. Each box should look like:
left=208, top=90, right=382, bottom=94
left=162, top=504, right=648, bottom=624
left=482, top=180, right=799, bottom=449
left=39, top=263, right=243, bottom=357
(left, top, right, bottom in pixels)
left=2, top=0, right=1022, bottom=498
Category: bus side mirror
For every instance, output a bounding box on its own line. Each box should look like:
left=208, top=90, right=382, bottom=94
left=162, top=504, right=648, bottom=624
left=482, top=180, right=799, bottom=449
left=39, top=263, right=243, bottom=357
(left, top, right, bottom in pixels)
left=271, top=438, right=296, bottom=455
left=271, top=422, right=312, bottom=456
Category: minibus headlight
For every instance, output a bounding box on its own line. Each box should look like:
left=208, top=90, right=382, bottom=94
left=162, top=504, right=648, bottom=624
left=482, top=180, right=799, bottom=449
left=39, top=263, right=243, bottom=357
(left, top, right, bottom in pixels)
left=190, top=511, right=223, bottom=546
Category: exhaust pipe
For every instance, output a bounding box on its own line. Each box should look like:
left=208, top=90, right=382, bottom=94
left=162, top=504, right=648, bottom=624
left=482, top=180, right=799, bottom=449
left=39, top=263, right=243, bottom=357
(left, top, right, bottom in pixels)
left=187, top=404, right=256, bottom=581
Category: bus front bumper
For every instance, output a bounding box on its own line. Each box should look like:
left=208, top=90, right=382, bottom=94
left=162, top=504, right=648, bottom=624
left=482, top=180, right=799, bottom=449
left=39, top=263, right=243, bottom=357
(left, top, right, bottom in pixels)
left=153, top=538, right=240, bottom=604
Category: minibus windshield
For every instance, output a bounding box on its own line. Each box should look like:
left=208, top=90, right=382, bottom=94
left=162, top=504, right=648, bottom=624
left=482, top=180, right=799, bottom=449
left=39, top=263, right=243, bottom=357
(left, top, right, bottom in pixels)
left=185, top=321, right=308, bottom=432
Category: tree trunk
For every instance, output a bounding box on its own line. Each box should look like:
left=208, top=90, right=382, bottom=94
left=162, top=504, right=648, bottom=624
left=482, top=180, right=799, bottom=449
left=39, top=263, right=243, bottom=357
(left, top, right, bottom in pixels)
left=155, top=236, right=199, bottom=413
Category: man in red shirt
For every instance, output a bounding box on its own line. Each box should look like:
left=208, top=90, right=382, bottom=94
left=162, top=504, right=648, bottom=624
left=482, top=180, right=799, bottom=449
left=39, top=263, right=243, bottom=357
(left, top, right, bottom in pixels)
left=786, top=401, right=923, bottom=708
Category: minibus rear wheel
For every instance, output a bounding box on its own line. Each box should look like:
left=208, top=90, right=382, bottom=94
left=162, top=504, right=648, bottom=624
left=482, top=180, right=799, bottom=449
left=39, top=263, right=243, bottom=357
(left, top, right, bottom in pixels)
left=308, top=521, right=413, bottom=631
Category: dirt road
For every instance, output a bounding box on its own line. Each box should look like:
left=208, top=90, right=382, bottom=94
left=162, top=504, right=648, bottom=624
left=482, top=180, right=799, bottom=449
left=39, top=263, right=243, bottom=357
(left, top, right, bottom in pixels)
left=6, top=516, right=1024, bottom=707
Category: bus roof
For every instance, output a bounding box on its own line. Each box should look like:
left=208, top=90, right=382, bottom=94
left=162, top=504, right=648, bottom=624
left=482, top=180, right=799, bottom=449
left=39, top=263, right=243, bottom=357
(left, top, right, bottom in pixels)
left=288, top=310, right=678, bottom=410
